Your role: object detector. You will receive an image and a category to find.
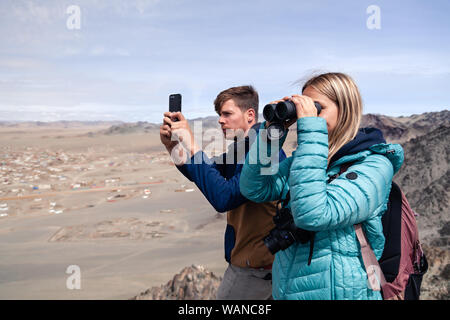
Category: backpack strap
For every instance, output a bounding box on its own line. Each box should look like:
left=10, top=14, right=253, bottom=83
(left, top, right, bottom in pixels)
left=335, top=161, right=388, bottom=292
left=354, top=224, right=387, bottom=291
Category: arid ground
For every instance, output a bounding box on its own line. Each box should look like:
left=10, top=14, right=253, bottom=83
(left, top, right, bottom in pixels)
left=0, top=124, right=232, bottom=299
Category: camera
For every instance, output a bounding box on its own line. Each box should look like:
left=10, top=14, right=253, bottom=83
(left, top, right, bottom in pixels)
left=263, top=205, right=315, bottom=255
left=263, top=100, right=322, bottom=140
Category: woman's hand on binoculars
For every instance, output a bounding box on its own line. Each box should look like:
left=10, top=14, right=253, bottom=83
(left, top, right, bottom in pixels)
left=290, top=94, right=318, bottom=119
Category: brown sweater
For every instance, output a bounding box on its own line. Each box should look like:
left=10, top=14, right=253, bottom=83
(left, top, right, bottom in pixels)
left=227, top=200, right=278, bottom=268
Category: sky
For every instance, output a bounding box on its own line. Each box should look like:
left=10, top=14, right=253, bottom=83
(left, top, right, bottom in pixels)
left=0, top=0, right=449, bottom=122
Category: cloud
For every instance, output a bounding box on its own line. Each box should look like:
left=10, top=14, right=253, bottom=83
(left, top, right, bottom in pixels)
left=134, top=0, right=161, bottom=14
left=88, top=46, right=131, bottom=57
left=90, top=45, right=106, bottom=56
left=0, top=57, right=45, bottom=69
left=9, top=0, right=59, bottom=24
left=0, top=102, right=166, bottom=122
left=79, top=0, right=161, bottom=15
left=0, top=0, right=448, bottom=121
left=319, top=52, right=450, bottom=77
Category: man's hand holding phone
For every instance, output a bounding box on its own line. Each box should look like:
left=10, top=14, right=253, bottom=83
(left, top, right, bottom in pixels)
left=166, top=112, right=200, bottom=158
left=160, top=111, right=178, bottom=151
left=160, top=93, right=183, bottom=153
left=160, top=94, right=201, bottom=165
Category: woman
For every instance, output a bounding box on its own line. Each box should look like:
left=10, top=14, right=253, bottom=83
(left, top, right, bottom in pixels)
left=239, top=72, right=404, bottom=300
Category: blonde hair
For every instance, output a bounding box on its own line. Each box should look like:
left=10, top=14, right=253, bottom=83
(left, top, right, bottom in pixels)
left=301, top=72, right=363, bottom=162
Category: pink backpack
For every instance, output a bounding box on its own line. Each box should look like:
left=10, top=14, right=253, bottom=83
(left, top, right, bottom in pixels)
left=338, top=164, right=429, bottom=299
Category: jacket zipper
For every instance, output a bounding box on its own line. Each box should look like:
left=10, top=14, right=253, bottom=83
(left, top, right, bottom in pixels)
left=330, top=254, right=335, bottom=299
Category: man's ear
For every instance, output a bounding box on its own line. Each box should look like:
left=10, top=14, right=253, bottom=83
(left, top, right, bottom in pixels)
left=246, top=108, right=256, bottom=123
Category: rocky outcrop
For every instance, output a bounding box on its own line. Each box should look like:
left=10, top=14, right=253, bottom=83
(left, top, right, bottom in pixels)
left=361, top=113, right=409, bottom=142
left=393, top=125, right=449, bottom=245
left=131, top=265, right=222, bottom=300
left=102, top=122, right=160, bottom=135
left=360, top=110, right=450, bottom=143
left=385, top=121, right=449, bottom=300
left=421, top=245, right=450, bottom=300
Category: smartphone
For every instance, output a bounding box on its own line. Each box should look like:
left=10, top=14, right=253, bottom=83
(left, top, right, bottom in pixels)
left=169, top=94, right=182, bottom=122
left=169, top=94, right=182, bottom=112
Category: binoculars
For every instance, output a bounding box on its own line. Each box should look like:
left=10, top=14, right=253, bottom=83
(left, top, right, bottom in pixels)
left=263, top=100, right=322, bottom=140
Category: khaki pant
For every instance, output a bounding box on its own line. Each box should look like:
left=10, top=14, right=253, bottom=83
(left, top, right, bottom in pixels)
left=216, top=264, right=272, bottom=300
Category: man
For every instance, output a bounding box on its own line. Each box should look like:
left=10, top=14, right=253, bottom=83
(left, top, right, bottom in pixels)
left=160, top=85, right=286, bottom=299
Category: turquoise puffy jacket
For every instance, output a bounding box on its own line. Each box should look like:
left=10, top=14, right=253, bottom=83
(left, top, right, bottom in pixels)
left=239, top=117, right=404, bottom=300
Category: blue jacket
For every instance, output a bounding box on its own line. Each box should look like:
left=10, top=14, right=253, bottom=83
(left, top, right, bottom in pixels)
left=240, top=117, right=404, bottom=299
left=176, top=123, right=287, bottom=264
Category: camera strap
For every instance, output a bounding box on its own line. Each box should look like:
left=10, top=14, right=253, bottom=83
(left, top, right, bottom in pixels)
left=282, top=190, right=315, bottom=266
left=281, top=189, right=290, bottom=208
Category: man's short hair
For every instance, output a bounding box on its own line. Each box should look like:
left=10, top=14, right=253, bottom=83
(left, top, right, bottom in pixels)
left=214, top=85, right=259, bottom=121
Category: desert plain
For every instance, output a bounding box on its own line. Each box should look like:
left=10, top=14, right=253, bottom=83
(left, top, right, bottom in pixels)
left=0, top=123, right=240, bottom=299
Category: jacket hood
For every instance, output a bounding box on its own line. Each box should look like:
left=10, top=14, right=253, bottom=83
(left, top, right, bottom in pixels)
left=329, top=127, right=404, bottom=174
left=330, top=127, right=386, bottom=164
